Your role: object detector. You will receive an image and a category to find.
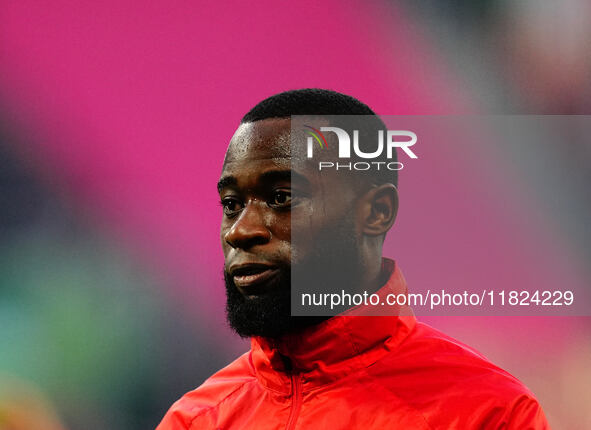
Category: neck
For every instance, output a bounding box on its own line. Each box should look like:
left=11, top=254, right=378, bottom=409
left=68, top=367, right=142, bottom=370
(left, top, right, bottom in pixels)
left=355, top=254, right=386, bottom=295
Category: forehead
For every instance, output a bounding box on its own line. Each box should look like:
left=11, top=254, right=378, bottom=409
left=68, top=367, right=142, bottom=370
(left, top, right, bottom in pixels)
left=224, top=118, right=292, bottom=164
left=219, top=117, right=358, bottom=194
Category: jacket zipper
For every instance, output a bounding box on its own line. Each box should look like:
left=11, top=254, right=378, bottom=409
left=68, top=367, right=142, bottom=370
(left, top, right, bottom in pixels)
left=285, top=372, right=303, bottom=430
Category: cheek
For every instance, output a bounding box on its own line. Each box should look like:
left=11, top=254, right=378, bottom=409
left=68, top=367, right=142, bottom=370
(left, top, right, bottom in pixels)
left=270, top=212, right=291, bottom=239
left=293, top=195, right=342, bottom=232
left=269, top=213, right=292, bottom=260
left=291, top=195, right=357, bottom=258
left=290, top=203, right=321, bottom=264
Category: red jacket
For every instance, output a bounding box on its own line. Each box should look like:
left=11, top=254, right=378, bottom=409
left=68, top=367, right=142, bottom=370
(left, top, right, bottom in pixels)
left=157, top=260, right=550, bottom=429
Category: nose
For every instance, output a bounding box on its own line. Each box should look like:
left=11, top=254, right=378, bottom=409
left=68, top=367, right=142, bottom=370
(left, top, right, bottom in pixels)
left=224, top=200, right=271, bottom=250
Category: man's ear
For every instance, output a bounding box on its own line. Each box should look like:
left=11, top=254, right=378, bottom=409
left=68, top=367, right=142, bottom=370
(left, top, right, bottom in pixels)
left=359, top=183, right=398, bottom=236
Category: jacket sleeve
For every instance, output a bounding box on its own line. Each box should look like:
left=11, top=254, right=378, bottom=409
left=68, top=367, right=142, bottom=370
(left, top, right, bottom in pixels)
left=504, top=395, right=551, bottom=430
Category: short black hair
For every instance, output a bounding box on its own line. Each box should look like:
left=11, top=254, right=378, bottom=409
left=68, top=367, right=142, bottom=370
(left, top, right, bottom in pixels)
left=240, top=88, right=397, bottom=188
left=241, top=88, right=376, bottom=122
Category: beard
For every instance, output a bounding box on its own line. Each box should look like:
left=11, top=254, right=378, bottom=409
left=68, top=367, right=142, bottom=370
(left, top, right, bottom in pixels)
left=225, top=211, right=364, bottom=339
left=224, top=268, right=328, bottom=339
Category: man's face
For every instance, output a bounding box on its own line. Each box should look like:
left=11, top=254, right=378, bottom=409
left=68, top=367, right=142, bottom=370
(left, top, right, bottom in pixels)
left=218, top=118, right=363, bottom=338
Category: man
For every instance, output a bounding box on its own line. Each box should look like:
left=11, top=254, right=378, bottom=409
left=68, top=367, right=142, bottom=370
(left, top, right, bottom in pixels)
left=157, top=89, right=549, bottom=429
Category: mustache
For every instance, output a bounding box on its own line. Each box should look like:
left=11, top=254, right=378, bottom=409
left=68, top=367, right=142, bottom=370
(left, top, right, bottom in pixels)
left=224, top=258, right=290, bottom=274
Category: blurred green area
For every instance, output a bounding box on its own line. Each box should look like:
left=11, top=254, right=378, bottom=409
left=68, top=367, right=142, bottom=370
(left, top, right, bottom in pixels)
left=0, top=136, right=226, bottom=429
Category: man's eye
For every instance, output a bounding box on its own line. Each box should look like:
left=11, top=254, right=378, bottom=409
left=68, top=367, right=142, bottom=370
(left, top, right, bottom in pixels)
left=270, top=190, right=292, bottom=208
left=220, top=198, right=243, bottom=216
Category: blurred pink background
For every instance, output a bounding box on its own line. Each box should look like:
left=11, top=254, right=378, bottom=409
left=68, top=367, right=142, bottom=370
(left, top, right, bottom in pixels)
left=1, top=1, right=589, bottom=429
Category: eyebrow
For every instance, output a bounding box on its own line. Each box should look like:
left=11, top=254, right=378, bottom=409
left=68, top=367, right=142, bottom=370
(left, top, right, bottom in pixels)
left=217, top=176, right=237, bottom=192
left=216, top=169, right=310, bottom=192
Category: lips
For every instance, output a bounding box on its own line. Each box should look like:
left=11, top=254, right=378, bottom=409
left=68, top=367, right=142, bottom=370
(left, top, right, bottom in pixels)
left=230, top=263, right=281, bottom=293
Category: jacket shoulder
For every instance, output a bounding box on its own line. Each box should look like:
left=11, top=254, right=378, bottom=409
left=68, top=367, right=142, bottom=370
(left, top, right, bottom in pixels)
left=369, top=322, right=549, bottom=428
left=384, top=321, right=533, bottom=390
left=156, top=350, right=256, bottom=430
